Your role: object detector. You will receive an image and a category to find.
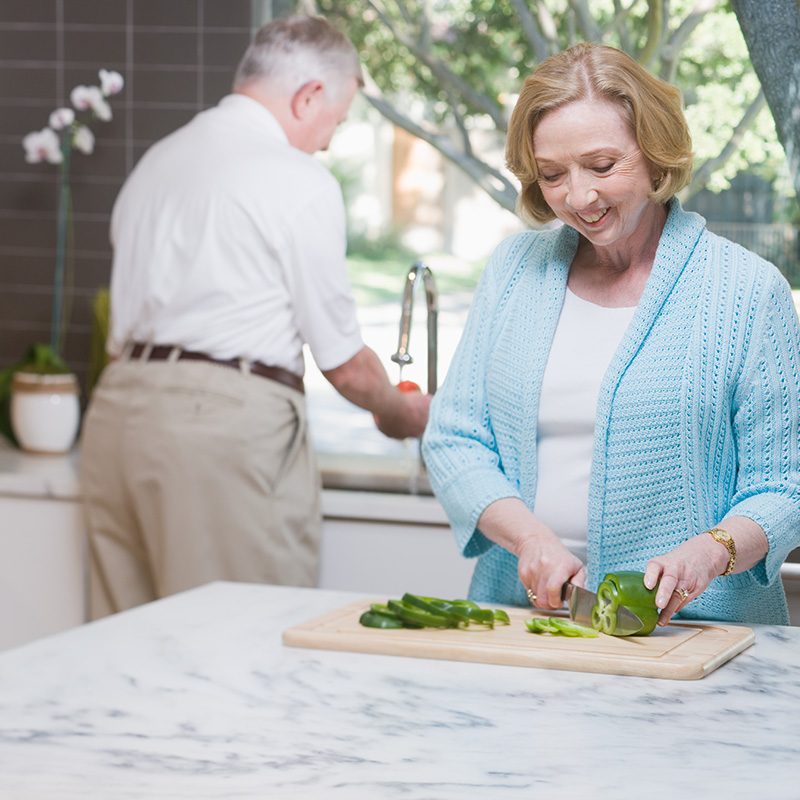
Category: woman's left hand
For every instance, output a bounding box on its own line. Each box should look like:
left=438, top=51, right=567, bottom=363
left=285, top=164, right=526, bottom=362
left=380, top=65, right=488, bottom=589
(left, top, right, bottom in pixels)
left=643, top=534, right=728, bottom=625
left=644, top=516, right=769, bottom=625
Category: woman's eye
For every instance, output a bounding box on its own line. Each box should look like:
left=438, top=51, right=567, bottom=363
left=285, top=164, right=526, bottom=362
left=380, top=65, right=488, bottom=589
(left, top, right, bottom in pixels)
left=594, top=163, right=614, bottom=174
left=539, top=173, right=561, bottom=183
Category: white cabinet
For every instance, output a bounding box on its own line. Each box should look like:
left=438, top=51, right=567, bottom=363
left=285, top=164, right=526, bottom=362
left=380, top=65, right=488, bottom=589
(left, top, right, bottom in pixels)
left=0, top=495, right=87, bottom=651
left=319, top=490, right=474, bottom=598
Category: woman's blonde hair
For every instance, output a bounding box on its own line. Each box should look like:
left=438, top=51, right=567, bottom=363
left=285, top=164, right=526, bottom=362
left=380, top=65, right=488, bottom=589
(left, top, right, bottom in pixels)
left=506, top=42, right=694, bottom=224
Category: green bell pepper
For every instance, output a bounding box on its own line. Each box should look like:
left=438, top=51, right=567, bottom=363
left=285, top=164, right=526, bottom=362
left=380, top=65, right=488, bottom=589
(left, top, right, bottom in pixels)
left=591, top=571, right=660, bottom=636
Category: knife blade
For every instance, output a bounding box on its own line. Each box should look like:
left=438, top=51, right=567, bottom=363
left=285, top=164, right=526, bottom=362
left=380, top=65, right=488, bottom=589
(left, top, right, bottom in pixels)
left=561, top=582, right=644, bottom=636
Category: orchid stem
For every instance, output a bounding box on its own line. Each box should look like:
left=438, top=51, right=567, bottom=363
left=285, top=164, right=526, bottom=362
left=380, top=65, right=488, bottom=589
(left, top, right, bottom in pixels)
left=51, top=134, right=73, bottom=357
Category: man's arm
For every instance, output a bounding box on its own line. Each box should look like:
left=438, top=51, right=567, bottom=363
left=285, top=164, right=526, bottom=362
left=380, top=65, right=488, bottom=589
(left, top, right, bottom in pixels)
left=322, top=345, right=431, bottom=439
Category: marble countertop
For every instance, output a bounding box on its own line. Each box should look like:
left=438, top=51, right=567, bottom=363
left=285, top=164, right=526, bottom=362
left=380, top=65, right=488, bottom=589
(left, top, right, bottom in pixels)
left=0, top=581, right=797, bottom=799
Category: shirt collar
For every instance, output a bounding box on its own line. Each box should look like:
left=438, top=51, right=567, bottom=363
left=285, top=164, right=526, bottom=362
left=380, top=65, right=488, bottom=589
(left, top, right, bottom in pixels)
left=217, top=93, right=290, bottom=146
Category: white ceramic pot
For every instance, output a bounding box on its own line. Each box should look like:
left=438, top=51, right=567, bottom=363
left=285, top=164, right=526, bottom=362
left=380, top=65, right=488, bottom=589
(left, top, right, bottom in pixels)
left=10, top=372, right=81, bottom=455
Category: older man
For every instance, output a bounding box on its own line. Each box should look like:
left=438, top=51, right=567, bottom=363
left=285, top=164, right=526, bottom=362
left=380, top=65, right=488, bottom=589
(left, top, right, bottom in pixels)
left=81, top=15, right=430, bottom=618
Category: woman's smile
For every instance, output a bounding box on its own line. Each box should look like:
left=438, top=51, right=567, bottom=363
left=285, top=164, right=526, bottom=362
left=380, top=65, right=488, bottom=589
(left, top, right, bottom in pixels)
left=578, top=207, right=610, bottom=224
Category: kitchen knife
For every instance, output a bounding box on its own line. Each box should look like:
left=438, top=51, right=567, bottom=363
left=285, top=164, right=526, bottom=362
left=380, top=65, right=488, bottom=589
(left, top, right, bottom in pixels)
left=561, top=582, right=645, bottom=636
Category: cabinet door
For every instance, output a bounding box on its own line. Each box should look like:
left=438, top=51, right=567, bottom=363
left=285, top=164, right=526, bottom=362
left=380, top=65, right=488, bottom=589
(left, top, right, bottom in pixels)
left=319, top=518, right=473, bottom=598
left=0, top=497, right=86, bottom=651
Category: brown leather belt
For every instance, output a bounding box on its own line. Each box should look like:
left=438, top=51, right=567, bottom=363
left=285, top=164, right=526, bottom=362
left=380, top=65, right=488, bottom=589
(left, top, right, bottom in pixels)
left=128, top=343, right=304, bottom=394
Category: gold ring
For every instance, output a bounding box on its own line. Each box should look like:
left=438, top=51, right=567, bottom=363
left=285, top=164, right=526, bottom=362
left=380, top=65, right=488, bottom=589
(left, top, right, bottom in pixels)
left=526, top=588, right=537, bottom=605
left=676, top=587, right=689, bottom=602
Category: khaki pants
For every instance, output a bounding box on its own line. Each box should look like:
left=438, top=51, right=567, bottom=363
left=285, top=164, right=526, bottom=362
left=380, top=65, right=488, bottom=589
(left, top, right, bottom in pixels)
left=80, top=355, right=320, bottom=619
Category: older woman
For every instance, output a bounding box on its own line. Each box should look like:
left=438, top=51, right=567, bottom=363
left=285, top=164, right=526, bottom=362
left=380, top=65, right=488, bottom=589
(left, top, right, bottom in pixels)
left=422, top=42, right=800, bottom=626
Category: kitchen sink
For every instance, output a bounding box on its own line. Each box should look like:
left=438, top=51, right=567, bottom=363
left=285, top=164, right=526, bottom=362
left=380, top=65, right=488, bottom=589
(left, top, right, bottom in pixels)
left=317, top=451, right=432, bottom=495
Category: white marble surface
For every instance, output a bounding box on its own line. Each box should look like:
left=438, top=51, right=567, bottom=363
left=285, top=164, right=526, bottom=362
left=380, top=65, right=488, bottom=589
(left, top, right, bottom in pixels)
left=0, top=581, right=798, bottom=800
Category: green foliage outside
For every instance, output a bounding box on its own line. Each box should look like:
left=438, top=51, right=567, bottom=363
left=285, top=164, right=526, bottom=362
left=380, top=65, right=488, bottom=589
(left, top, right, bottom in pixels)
left=318, top=0, right=794, bottom=218
left=346, top=235, right=485, bottom=306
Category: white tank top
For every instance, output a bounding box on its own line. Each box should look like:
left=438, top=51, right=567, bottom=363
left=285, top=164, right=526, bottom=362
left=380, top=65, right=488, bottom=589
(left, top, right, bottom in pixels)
left=533, top=288, right=636, bottom=562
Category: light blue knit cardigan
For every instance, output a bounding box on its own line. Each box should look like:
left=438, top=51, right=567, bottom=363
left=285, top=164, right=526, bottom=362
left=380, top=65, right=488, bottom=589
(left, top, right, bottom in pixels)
left=422, top=201, right=800, bottom=624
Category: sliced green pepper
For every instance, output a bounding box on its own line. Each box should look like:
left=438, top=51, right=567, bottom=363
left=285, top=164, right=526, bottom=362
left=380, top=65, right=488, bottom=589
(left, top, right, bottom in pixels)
left=366, top=603, right=424, bottom=629
left=548, top=617, right=599, bottom=637
left=525, top=617, right=560, bottom=634
left=492, top=609, right=511, bottom=625
left=525, top=617, right=599, bottom=637
left=387, top=599, right=461, bottom=628
left=359, top=595, right=510, bottom=630
left=402, top=594, right=497, bottom=626
left=359, top=610, right=405, bottom=629
left=440, top=599, right=496, bottom=625
left=591, top=571, right=659, bottom=636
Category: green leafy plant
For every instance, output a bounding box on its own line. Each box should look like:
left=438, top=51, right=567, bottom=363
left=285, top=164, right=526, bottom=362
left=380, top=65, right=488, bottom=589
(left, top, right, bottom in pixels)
left=0, top=344, right=71, bottom=446
left=87, top=287, right=111, bottom=398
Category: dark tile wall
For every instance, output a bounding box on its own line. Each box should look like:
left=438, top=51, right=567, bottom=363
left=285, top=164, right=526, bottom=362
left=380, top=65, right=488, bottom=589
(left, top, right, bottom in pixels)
left=0, top=0, right=254, bottom=389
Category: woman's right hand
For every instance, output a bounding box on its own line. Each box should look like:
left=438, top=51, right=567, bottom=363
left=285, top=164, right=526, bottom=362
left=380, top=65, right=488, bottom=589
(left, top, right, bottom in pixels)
left=477, top=497, right=586, bottom=608
left=517, top=528, right=586, bottom=608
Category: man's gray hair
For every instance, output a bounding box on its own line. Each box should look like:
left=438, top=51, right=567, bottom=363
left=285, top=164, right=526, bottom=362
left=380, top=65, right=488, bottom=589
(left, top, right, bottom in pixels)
left=233, top=15, right=363, bottom=99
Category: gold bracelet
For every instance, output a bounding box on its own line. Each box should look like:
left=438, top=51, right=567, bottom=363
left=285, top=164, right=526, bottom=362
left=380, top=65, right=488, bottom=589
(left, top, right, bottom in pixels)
left=706, top=528, right=736, bottom=576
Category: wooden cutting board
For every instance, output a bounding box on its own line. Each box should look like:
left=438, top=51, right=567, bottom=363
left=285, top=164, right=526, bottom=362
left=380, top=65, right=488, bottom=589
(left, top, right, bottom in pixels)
left=282, top=599, right=755, bottom=680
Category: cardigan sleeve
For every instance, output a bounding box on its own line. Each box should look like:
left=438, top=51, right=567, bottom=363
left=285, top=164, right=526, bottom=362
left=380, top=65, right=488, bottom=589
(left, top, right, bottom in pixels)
left=422, top=236, right=525, bottom=559
left=728, top=270, right=800, bottom=586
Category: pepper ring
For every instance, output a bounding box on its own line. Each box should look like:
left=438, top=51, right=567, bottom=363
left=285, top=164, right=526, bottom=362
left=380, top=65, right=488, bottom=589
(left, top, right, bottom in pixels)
left=676, top=587, right=689, bottom=602
left=526, top=588, right=537, bottom=605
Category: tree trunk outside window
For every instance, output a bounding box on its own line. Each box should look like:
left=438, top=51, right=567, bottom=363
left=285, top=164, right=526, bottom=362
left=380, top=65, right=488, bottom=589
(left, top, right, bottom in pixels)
left=730, top=0, right=800, bottom=207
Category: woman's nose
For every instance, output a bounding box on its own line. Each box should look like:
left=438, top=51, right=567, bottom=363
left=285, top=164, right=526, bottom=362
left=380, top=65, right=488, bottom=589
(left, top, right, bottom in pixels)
left=565, top=172, right=599, bottom=209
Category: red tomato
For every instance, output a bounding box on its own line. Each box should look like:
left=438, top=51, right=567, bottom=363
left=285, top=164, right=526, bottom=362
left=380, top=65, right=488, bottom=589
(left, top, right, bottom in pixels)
left=373, top=381, right=422, bottom=425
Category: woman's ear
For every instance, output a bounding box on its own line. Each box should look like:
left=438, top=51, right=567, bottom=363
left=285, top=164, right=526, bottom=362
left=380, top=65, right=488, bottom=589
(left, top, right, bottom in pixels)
left=290, top=80, right=324, bottom=121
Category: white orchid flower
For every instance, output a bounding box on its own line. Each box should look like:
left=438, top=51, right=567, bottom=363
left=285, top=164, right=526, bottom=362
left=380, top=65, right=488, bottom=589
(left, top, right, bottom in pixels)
left=23, top=70, right=123, bottom=167
left=48, top=108, right=75, bottom=131
left=99, top=69, right=124, bottom=97
left=92, top=96, right=113, bottom=121
left=72, top=125, right=95, bottom=155
left=22, top=128, right=63, bottom=164
left=70, top=84, right=95, bottom=111
left=70, top=84, right=112, bottom=121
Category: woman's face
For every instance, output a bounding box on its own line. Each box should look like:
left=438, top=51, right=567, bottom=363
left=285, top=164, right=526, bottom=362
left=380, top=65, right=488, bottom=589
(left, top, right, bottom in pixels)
left=533, top=97, right=659, bottom=249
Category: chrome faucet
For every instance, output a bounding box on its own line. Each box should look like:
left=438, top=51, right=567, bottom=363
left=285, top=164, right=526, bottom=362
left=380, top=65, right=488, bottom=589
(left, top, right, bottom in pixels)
left=391, top=261, right=438, bottom=395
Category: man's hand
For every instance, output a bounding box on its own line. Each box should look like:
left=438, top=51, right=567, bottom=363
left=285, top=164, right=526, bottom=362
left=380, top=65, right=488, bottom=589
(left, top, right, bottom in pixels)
left=323, top=347, right=432, bottom=440
left=373, top=387, right=431, bottom=439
